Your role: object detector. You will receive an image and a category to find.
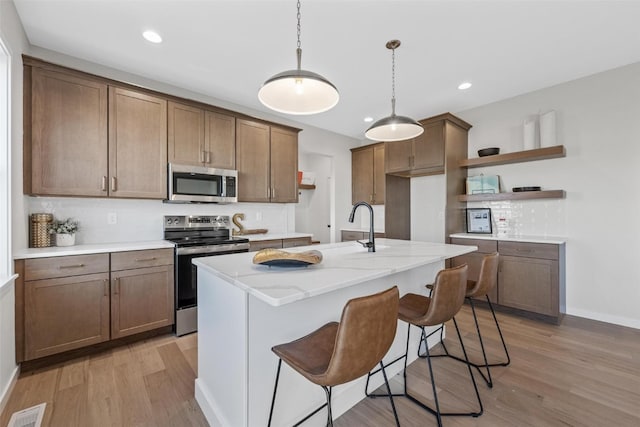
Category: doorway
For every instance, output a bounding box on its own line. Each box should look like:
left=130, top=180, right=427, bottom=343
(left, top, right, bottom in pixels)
left=295, top=153, right=333, bottom=243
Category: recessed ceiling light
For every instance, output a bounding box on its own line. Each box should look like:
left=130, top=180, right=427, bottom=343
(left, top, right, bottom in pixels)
left=364, top=117, right=374, bottom=123
left=143, top=30, right=162, bottom=44
left=458, top=82, right=472, bottom=90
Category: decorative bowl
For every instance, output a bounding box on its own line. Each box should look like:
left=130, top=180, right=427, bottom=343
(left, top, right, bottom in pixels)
left=478, top=147, right=500, bottom=157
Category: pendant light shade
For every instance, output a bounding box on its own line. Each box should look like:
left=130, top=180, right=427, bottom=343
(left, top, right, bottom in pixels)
left=258, top=1, right=339, bottom=115
left=365, top=40, right=423, bottom=142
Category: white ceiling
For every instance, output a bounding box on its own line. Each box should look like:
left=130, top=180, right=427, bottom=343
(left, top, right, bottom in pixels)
left=12, top=0, right=640, bottom=139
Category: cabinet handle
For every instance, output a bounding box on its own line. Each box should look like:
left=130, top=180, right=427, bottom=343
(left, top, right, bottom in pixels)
left=135, top=257, right=157, bottom=262
left=101, top=176, right=107, bottom=191
left=370, top=194, right=373, bottom=203
left=103, top=279, right=108, bottom=297
left=200, top=151, right=205, bottom=163
left=205, top=151, right=211, bottom=164
left=113, top=278, right=120, bottom=295
left=111, top=177, right=117, bottom=192
left=272, top=188, right=276, bottom=199
left=58, top=263, right=85, bottom=269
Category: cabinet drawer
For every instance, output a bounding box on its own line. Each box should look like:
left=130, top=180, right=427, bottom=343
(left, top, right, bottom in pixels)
left=249, top=239, right=283, bottom=252
left=111, top=248, right=174, bottom=271
left=282, top=237, right=312, bottom=248
left=25, top=254, right=109, bottom=281
left=498, top=241, right=558, bottom=260
left=450, top=238, right=497, bottom=253
left=341, top=231, right=364, bottom=242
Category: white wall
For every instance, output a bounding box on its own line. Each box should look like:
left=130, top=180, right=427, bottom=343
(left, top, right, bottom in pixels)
left=451, top=62, right=640, bottom=329
left=1, top=0, right=28, bottom=411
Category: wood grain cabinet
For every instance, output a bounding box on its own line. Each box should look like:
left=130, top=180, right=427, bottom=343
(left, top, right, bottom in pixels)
left=351, top=143, right=385, bottom=205
left=341, top=231, right=385, bottom=242
left=108, top=87, right=167, bottom=199
left=25, top=60, right=168, bottom=200
left=385, top=119, right=446, bottom=177
left=450, top=238, right=565, bottom=322
left=16, top=249, right=174, bottom=362
left=236, top=119, right=299, bottom=203
left=167, top=101, right=236, bottom=169
left=22, top=254, right=111, bottom=360
left=26, top=67, right=109, bottom=197
left=249, top=237, right=312, bottom=252
left=110, top=249, right=174, bottom=339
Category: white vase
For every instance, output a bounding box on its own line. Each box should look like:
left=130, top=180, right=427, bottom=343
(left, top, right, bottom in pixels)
left=55, top=233, right=76, bottom=247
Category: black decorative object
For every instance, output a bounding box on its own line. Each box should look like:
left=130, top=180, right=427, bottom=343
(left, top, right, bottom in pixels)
left=478, top=147, right=500, bottom=157
left=512, top=186, right=541, bottom=192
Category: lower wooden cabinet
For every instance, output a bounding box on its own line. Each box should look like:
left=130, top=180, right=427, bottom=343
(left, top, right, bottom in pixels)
left=24, top=272, right=110, bottom=360
left=249, top=237, right=312, bottom=252
left=341, top=230, right=385, bottom=242
left=16, top=248, right=174, bottom=362
left=450, top=237, right=565, bottom=322
left=111, top=265, right=174, bottom=339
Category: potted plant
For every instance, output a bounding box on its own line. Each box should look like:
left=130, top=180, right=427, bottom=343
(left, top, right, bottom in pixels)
left=50, top=218, right=79, bottom=247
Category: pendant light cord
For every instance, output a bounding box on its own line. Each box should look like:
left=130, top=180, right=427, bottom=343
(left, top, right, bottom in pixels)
left=296, top=0, right=302, bottom=70
left=391, top=46, right=396, bottom=116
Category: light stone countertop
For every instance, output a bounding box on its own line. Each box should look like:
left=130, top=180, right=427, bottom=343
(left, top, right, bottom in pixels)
left=450, top=233, right=567, bottom=245
left=13, top=240, right=175, bottom=260
left=193, top=238, right=476, bottom=306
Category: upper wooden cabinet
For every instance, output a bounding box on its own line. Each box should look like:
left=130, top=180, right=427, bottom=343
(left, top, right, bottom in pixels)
left=109, top=87, right=167, bottom=199
left=27, top=67, right=109, bottom=197
left=236, top=119, right=299, bottom=203
left=351, top=143, right=385, bottom=205
left=385, top=118, right=450, bottom=177
left=168, top=101, right=236, bottom=169
left=25, top=60, right=168, bottom=199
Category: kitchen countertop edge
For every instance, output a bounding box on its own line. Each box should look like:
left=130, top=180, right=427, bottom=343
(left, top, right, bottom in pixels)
left=450, top=233, right=567, bottom=245
left=13, top=240, right=176, bottom=260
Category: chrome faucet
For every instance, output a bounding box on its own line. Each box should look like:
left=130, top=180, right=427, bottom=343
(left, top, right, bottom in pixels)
left=348, top=201, right=375, bottom=252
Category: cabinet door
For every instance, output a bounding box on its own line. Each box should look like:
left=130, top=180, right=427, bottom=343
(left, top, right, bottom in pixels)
left=498, top=255, right=559, bottom=316
left=168, top=101, right=205, bottom=167
left=282, top=237, right=312, bottom=248
left=249, top=239, right=283, bottom=252
left=236, top=119, right=271, bottom=202
left=341, top=231, right=364, bottom=242
left=30, top=67, right=108, bottom=197
left=372, top=144, right=385, bottom=204
left=270, top=126, right=299, bottom=203
left=111, top=265, right=174, bottom=339
left=108, top=87, right=167, bottom=199
left=205, top=111, right=236, bottom=170
left=384, top=140, right=412, bottom=174
left=24, top=272, right=110, bottom=360
left=352, top=147, right=373, bottom=204
left=412, top=121, right=445, bottom=173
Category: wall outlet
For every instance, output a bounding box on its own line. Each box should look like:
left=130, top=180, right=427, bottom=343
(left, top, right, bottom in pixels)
left=107, top=212, right=117, bottom=225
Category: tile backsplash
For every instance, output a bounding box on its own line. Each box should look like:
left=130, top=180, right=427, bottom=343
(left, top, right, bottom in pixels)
left=468, top=199, right=566, bottom=237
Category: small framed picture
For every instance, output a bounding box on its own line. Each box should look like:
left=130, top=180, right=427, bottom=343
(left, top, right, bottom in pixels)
left=466, top=208, right=493, bottom=234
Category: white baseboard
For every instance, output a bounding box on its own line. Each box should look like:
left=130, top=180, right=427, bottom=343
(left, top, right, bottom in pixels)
left=0, top=365, right=20, bottom=416
left=566, top=308, right=640, bottom=330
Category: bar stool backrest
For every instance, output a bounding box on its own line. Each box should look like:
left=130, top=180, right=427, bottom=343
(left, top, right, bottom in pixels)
left=467, top=252, right=499, bottom=298
left=324, top=286, right=399, bottom=386
left=418, top=264, right=468, bottom=327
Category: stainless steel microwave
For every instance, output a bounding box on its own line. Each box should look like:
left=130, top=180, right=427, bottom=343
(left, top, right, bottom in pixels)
left=167, top=163, right=238, bottom=203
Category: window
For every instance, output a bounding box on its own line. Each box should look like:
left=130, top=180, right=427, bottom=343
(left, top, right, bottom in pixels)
left=0, top=37, right=10, bottom=279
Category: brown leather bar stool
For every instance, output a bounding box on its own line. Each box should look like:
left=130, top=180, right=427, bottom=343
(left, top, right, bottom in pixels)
left=428, top=252, right=510, bottom=387
left=267, top=286, right=401, bottom=427
left=366, top=265, right=482, bottom=427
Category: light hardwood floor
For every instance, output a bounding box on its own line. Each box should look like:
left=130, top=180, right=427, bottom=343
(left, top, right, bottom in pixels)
left=2, top=306, right=639, bottom=426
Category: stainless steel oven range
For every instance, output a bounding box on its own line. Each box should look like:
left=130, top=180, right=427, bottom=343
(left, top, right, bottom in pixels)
left=164, top=215, right=249, bottom=336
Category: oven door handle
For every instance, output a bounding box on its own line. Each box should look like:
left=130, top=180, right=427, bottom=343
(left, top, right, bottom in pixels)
left=176, top=243, right=250, bottom=255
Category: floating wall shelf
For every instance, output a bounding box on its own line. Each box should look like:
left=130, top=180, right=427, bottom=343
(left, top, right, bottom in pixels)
left=459, top=145, right=566, bottom=168
left=459, top=190, right=566, bottom=202
left=298, top=184, right=316, bottom=190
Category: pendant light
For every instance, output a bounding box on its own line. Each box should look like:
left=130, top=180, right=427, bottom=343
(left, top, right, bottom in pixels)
left=365, top=40, right=423, bottom=142
left=258, top=0, right=339, bottom=115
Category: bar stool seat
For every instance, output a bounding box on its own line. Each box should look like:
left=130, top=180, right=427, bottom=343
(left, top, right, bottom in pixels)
left=268, top=286, right=401, bottom=427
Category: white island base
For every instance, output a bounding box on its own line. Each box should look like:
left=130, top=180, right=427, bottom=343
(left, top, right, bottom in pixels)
left=193, top=239, right=476, bottom=427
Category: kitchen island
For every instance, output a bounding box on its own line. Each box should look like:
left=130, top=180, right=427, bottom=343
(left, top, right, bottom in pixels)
left=193, top=239, right=476, bottom=427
